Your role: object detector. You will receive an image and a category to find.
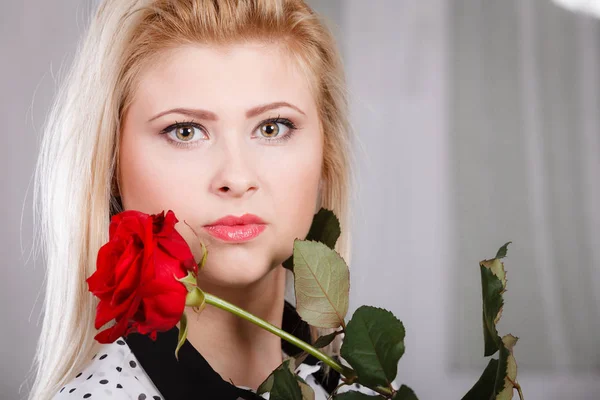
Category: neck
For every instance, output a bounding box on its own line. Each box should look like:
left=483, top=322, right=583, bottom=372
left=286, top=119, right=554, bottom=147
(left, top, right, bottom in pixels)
left=181, top=265, right=287, bottom=390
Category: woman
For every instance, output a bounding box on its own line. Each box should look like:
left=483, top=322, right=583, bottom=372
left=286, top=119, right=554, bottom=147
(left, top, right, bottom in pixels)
left=28, top=0, right=360, bottom=398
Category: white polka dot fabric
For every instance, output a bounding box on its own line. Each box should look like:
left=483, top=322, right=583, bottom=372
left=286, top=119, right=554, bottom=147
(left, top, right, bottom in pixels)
left=53, top=338, right=162, bottom=400
left=53, top=337, right=377, bottom=399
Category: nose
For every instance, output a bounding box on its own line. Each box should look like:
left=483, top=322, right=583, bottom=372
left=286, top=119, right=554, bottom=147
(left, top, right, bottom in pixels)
left=209, top=138, right=259, bottom=199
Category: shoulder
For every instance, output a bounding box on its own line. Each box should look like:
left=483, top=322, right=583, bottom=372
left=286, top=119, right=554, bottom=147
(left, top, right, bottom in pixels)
left=52, top=337, right=164, bottom=400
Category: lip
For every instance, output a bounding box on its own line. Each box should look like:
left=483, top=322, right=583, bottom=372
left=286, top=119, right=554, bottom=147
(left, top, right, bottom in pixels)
left=203, top=214, right=266, bottom=242
left=204, top=214, right=266, bottom=227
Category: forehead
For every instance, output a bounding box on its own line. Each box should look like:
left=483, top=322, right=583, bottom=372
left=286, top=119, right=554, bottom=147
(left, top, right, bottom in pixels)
left=132, top=42, right=316, bottom=118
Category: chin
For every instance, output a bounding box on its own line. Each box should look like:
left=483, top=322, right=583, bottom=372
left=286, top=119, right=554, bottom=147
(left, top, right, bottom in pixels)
left=196, top=251, right=282, bottom=289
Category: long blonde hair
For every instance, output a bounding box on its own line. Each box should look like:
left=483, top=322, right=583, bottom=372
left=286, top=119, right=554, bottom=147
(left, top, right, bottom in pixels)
left=27, top=1, right=354, bottom=399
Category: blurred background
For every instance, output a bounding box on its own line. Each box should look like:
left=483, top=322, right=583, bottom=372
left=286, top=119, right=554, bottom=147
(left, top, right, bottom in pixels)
left=2, top=0, right=599, bottom=399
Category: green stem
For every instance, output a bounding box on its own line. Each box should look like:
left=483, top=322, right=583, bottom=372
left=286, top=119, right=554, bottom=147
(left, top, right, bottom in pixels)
left=202, top=293, right=394, bottom=398
left=204, top=293, right=347, bottom=376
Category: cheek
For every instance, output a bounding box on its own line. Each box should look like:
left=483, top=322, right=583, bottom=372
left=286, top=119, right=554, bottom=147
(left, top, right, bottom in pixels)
left=263, top=143, right=323, bottom=241
left=118, top=130, right=203, bottom=216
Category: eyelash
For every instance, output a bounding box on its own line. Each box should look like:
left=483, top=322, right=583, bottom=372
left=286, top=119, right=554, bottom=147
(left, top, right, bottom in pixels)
left=159, top=116, right=299, bottom=149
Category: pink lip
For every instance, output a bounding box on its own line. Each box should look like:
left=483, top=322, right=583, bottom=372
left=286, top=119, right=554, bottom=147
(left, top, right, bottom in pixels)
left=203, top=214, right=266, bottom=242
left=205, top=214, right=266, bottom=226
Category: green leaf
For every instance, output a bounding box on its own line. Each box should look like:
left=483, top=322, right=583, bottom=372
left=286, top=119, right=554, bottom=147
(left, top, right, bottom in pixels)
left=293, top=240, right=350, bottom=328
left=461, top=359, right=498, bottom=400
left=333, top=391, right=380, bottom=399
left=297, top=378, right=316, bottom=400
left=480, top=265, right=504, bottom=356
left=269, top=359, right=303, bottom=400
left=291, top=363, right=316, bottom=400
left=175, top=313, right=188, bottom=361
left=283, top=256, right=294, bottom=270
left=340, top=306, right=405, bottom=388
left=495, top=242, right=512, bottom=260
left=392, top=385, right=418, bottom=400
left=258, top=359, right=312, bottom=400
left=468, top=243, right=522, bottom=399
left=480, top=246, right=510, bottom=357
left=463, top=336, right=520, bottom=400
left=283, top=208, right=341, bottom=271
left=313, top=330, right=342, bottom=348
left=496, top=334, right=519, bottom=399
left=306, top=208, right=341, bottom=249
left=256, top=373, right=274, bottom=395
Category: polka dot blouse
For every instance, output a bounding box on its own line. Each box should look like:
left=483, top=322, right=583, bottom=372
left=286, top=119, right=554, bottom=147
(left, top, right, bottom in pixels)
left=53, top=302, right=376, bottom=399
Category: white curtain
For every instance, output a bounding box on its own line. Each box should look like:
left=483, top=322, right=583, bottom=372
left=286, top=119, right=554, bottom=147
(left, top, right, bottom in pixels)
left=450, top=0, right=600, bottom=372
left=306, top=0, right=600, bottom=398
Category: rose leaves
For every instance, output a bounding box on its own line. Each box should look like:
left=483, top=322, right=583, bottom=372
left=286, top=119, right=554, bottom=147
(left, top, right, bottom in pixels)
left=462, top=242, right=522, bottom=400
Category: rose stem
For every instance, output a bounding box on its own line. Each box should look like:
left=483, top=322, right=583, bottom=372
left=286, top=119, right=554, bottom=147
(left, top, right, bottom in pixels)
left=203, top=293, right=393, bottom=397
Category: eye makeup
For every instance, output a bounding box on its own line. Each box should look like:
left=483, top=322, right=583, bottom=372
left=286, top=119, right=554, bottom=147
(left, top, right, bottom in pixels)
left=158, top=115, right=300, bottom=149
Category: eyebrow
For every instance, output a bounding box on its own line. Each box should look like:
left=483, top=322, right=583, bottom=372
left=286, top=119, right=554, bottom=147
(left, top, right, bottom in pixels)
left=147, top=101, right=306, bottom=123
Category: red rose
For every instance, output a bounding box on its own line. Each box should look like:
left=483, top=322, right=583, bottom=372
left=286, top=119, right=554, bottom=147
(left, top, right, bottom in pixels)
left=87, top=209, right=197, bottom=343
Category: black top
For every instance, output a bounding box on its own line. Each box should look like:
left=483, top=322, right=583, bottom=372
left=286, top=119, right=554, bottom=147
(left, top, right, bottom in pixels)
left=123, top=301, right=341, bottom=399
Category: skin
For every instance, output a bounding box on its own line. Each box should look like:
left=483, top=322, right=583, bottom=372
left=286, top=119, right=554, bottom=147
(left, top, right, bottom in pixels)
left=118, top=41, right=324, bottom=390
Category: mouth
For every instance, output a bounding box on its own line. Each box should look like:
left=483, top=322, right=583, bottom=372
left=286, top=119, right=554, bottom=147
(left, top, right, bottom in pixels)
left=203, top=224, right=266, bottom=242
left=203, top=214, right=266, bottom=243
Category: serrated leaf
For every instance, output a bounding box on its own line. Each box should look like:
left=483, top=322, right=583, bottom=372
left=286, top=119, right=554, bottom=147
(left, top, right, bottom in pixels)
left=480, top=258, right=507, bottom=356
left=392, top=385, right=418, bottom=400
left=175, top=313, right=188, bottom=361
left=495, top=242, right=511, bottom=259
left=340, top=306, right=405, bottom=388
left=292, top=363, right=316, bottom=400
left=293, top=240, right=349, bottom=328
left=313, top=330, right=341, bottom=348
left=270, top=359, right=303, bottom=400
left=306, top=208, right=341, bottom=249
left=470, top=243, right=522, bottom=400
left=258, top=359, right=310, bottom=400
left=256, top=358, right=304, bottom=400
left=461, top=358, right=499, bottom=400
left=258, top=358, right=293, bottom=395
left=298, top=378, right=316, bottom=400
left=283, top=255, right=294, bottom=270
left=283, top=208, right=341, bottom=271
left=257, top=373, right=274, bottom=395
left=496, top=334, right=519, bottom=400
left=462, top=355, right=512, bottom=400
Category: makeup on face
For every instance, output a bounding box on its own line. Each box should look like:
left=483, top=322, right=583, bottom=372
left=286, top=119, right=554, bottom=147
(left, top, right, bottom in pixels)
left=203, top=214, right=267, bottom=243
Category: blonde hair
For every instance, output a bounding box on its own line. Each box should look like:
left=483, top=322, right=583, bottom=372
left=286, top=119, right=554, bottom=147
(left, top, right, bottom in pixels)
left=27, top=1, right=354, bottom=399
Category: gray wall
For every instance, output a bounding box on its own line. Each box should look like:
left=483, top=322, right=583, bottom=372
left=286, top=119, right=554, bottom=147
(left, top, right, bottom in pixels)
left=1, top=1, right=96, bottom=398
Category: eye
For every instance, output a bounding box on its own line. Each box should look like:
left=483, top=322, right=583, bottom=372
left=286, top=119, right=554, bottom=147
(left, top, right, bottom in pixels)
left=260, top=121, right=281, bottom=137
left=160, top=121, right=207, bottom=146
left=255, top=117, right=297, bottom=143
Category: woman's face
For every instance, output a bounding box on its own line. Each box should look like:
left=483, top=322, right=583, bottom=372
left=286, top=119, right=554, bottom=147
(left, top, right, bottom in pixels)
left=119, top=42, right=323, bottom=288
